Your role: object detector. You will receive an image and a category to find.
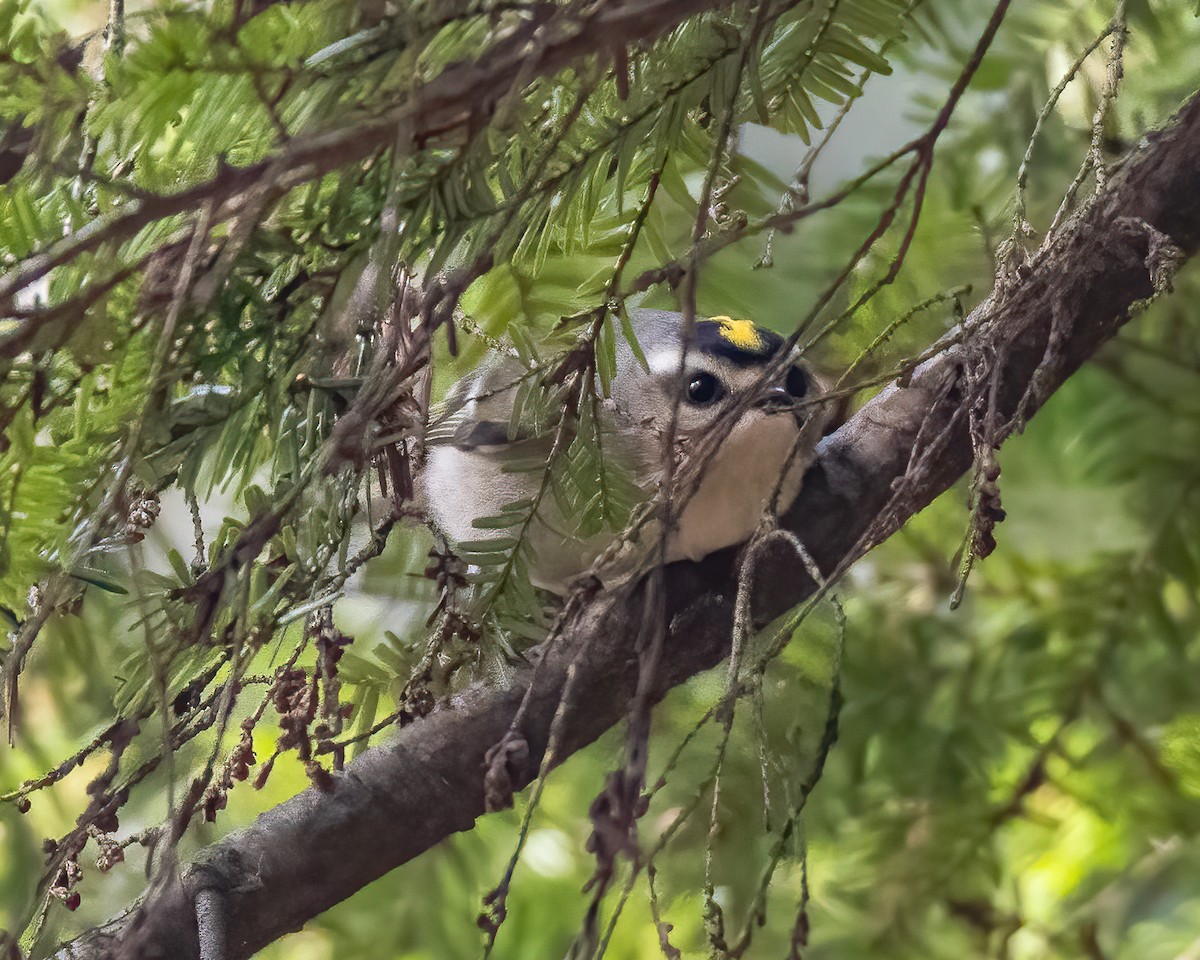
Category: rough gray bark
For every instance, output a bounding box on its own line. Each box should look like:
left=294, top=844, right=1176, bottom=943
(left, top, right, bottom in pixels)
left=59, top=93, right=1200, bottom=960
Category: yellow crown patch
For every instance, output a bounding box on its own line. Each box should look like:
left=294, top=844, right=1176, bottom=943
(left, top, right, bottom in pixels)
left=709, top=315, right=765, bottom=352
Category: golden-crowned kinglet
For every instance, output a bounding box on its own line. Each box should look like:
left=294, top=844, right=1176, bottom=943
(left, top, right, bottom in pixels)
left=419, top=310, right=828, bottom=593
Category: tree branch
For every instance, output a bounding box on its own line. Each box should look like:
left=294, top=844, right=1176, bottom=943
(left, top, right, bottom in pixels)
left=0, top=0, right=736, bottom=319
left=58, top=93, right=1200, bottom=960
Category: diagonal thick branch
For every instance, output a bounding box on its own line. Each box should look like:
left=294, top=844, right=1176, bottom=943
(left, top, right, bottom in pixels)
left=60, top=94, right=1200, bottom=960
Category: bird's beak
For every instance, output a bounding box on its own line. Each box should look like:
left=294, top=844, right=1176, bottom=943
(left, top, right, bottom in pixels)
left=753, top=386, right=796, bottom=414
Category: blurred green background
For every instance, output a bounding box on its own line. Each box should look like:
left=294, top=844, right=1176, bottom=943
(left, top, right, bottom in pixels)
left=2, top=1, right=1200, bottom=958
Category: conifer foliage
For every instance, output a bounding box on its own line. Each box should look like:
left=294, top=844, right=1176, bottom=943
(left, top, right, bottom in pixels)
left=2, top=1, right=1200, bottom=958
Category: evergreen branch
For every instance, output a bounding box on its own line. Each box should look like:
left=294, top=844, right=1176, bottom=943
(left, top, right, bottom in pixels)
left=54, top=82, right=1200, bottom=960
left=0, top=0, right=741, bottom=325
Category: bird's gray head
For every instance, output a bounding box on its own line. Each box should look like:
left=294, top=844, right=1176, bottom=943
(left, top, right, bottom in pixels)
left=612, top=309, right=819, bottom=437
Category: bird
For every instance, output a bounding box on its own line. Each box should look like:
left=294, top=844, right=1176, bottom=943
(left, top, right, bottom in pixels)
left=418, top=309, right=829, bottom=593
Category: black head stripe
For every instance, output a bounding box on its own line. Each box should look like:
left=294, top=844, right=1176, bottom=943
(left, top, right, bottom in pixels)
left=692, top=316, right=784, bottom=366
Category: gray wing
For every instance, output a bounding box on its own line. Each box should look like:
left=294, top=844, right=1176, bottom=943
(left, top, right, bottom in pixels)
left=426, top=353, right=561, bottom=454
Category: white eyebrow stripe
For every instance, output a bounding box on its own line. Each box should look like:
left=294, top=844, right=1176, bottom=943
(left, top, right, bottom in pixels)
left=646, top=347, right=685, bottom=376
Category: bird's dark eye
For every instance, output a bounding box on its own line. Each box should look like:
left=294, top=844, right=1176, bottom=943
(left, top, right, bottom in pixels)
left=785, top=364, right=809, bottom=399
left=685, top=371, right=724, bottom=406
